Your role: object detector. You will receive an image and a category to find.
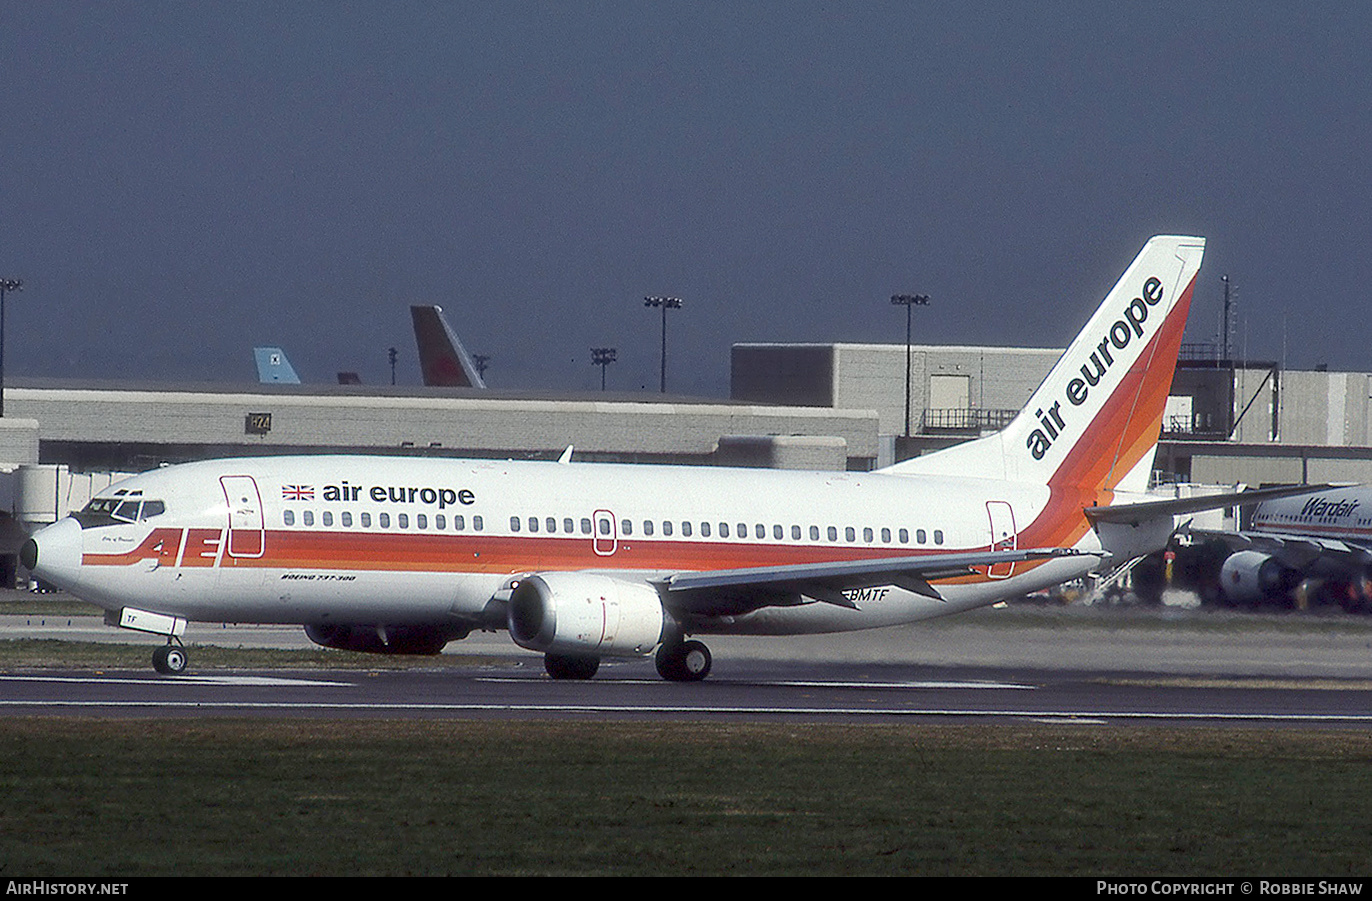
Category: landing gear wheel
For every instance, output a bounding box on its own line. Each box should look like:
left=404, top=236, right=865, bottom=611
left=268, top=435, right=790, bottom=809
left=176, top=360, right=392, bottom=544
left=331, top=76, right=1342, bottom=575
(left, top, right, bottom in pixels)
left=152, top=644, right=187, bottom=676
left=544, top=653, right=600, bottom=680
left=655, top=639, right=712, bottom=682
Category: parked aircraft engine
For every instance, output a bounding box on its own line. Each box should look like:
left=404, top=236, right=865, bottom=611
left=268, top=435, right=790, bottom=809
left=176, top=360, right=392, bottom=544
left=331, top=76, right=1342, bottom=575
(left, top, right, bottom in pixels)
left=304, top=623, right=467, bottom=655
left=508, top=573, right=665, bottom=658
left=1218, top=550, right=1299, bottom=607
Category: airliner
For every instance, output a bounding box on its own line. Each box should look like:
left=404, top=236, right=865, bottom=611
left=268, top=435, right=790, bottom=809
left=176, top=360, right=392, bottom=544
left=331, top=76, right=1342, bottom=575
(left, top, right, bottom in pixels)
left=22, top=236, right=1300, bottom=679
left=1206, top=485, right=1372, bottom=610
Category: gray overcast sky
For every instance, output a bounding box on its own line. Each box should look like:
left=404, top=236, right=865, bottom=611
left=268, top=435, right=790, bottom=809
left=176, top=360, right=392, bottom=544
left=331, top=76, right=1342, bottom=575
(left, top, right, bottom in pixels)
left=3, top=2, right=1369, bottom=395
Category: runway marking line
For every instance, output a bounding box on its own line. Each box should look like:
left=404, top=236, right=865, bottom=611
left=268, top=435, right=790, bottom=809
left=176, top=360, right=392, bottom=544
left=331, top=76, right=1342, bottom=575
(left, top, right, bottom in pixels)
left=0, top=674, right=350, bottom=687
left=4, top=699, right=1372, bottom=726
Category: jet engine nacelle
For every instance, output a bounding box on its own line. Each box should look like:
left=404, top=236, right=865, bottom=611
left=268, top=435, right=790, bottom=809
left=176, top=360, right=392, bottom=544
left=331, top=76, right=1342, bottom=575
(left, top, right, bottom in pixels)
left=304, top=623, right=467, bottom=655
left=1219, top=550, right=1298, bottom=606
left=508, top=572, right=665, bottom=658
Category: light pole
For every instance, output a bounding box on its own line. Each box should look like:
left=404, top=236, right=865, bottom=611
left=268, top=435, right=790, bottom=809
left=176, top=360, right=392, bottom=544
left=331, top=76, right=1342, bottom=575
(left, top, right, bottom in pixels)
left=644, top=295, right=682, bottom=393
left=388, top=346, right=398, bottom=385
left=890, top=293, right=929, bottom=437
left=591, top=347, right=617, bottom=391
left=0, top=279, right=22, bottom=418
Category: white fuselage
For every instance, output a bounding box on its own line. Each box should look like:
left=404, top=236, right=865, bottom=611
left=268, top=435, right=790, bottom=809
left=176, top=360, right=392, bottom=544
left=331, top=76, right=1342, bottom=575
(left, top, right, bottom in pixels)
left=30, top=454, right=1103, bottom=638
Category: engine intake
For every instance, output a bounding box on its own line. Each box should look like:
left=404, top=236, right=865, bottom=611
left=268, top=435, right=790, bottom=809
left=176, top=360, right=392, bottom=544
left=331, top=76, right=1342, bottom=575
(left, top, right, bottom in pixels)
left=508, top=573, right=664, bottom=657
left=1219, top=550, right=1298, bottom=606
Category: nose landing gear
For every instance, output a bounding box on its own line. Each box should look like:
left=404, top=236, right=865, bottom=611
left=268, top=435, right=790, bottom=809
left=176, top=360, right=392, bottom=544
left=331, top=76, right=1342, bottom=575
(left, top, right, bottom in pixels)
left=152, top=643, right=188, bottom=675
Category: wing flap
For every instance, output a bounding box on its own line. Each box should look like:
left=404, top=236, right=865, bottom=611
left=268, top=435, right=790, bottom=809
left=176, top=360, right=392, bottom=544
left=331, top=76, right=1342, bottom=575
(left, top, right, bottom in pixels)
left=657, top=547, right=1081, bottom=613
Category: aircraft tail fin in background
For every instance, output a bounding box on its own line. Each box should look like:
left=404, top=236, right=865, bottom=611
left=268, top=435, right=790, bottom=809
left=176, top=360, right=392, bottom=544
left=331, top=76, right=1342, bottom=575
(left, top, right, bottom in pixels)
left=884, top=235, right=1205, bottom=497
left=254, top=347, right=301, bottom=384
left=411, top=305, right=486, bottom=389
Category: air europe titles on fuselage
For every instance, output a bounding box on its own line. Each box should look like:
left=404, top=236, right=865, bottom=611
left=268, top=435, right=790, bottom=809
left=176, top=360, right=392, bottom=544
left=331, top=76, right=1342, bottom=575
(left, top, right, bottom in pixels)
left=1025, top=276, right=1165, bottom=461
left=286, top=481, right=476, bottom=509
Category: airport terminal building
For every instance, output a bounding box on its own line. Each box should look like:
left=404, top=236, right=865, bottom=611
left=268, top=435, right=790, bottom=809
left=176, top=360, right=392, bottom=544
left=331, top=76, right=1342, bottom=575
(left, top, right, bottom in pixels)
left=3, top=342, right=1372, bottom=585
left=733, top=341, right=1372, bottom=486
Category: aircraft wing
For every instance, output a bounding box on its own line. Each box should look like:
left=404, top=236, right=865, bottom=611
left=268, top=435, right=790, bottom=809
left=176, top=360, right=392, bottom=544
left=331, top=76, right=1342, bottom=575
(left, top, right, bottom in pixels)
left=655, top=547, right=1083, bottom=611
left=1182, top=525, right=1372, bottom=566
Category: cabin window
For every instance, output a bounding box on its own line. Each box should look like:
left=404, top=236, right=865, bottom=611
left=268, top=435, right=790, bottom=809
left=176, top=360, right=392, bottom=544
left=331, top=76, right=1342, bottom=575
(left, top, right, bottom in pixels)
left=510, top=517, right=520, bottom=532
left=473, top=516, right=483, bottom=531
left=917, top=529, right=927, bottom=544
left=621, top=520, right=632, bottom=536
left=416, top=514, right=427, bottom=529
left=810, top=525, right=820, bottom=541
left=547, top=517, right=557, bottom=533
left=141, top=501, right=165, bottom=519
left=342, top=512, right=353, bottom=528
left=881, top=527, right=891, bottom=543
left=581, top=518, right=592, bottom=535
left=643, top=520, right=654, bottom=536
left=527, top=517, right=538, bottom=532
left=283, top=510, right=295, bottom=526
left=452, top=515, right=464, bottom=530
left=719, top=523, right=730, bottom=538
left=737, top=523, right=747, bottom=538
left=662, top=521, right=673, bottom=537
left=845, top=527, right=856, bottom=542
left=379, top=513, right=390, bottom=528
left=700, top=522, right=711, bottom=538
left=774, top=525, right=784, bottom=540
left=791, top=525, right=801, bottom=541
left=397, top=514, right=408, bottom=529
left=934, top=530, right=944, bottom=545
left=302, top=511, right=314, bottom=527
left=899, top=528, right=908, bottom=543
left=434, top=514, right=444, bottom=529
left=827, top=526, right=838, bottom=542
left=863, top=527, right=873, bottom=543
left=599, top=518, right=612, bottom=536
left=322, top=511, right=333, bottom=527
left=361, top=512, right=372, bottom=528
left=682, top=522, right=692, bottom=537
left=564, top=518, right=575, bottom=533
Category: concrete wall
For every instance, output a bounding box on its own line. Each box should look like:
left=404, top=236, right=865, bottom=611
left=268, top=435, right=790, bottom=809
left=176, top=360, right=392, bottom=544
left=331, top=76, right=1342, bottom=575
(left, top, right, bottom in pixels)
left=733, top=343, right=1060, bottom=437
left=6, top=381, right=882, bottom=470
left=0, top=418, right=39, bottom=466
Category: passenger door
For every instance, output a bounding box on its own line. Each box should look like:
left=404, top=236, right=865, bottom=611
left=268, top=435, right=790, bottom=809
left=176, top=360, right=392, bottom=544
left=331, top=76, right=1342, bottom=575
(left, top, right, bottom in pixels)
left=221, top=475, right=265, bottom=559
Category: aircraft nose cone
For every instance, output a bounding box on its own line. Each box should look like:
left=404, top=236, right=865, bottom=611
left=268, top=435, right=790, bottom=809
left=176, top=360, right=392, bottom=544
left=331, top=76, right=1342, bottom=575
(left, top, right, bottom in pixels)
left=24, top=518, right=84, bottom=587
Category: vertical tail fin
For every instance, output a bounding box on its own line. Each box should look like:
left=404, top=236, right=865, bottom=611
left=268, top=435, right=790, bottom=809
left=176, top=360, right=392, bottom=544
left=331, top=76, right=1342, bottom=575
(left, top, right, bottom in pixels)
left=411, top=305, right=487, bottom=389
left=884, top=236, right=1205, bottom=496
left=254, top=347, right=301, bottom=384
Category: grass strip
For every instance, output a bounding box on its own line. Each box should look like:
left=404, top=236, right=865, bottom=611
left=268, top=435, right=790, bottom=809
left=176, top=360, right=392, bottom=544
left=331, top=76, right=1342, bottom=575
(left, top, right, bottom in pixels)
left=2, top=718, right=1371, bottom=876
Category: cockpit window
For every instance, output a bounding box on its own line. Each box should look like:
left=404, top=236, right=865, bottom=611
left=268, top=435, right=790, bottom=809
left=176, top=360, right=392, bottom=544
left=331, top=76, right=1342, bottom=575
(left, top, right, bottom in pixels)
left=73, top=497, right=166, bottom=527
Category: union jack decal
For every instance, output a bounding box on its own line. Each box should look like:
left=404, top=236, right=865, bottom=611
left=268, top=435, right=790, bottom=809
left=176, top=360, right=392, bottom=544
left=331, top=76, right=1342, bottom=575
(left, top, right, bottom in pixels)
left=282, top=485, right=314, bottom=501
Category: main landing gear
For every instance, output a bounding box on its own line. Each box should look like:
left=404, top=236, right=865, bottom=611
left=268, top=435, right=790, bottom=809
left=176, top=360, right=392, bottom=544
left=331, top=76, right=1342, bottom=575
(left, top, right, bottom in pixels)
left=654, top=639, right=712, bottom=682
left=540, top=638, right=714, bottom=682
left=152, top=642, right=188, bottom=676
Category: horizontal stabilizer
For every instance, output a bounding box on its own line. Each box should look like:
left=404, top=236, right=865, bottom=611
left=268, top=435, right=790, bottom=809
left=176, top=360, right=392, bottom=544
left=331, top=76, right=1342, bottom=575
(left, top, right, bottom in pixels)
left=1084, top=484, right=1332, bottom=526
